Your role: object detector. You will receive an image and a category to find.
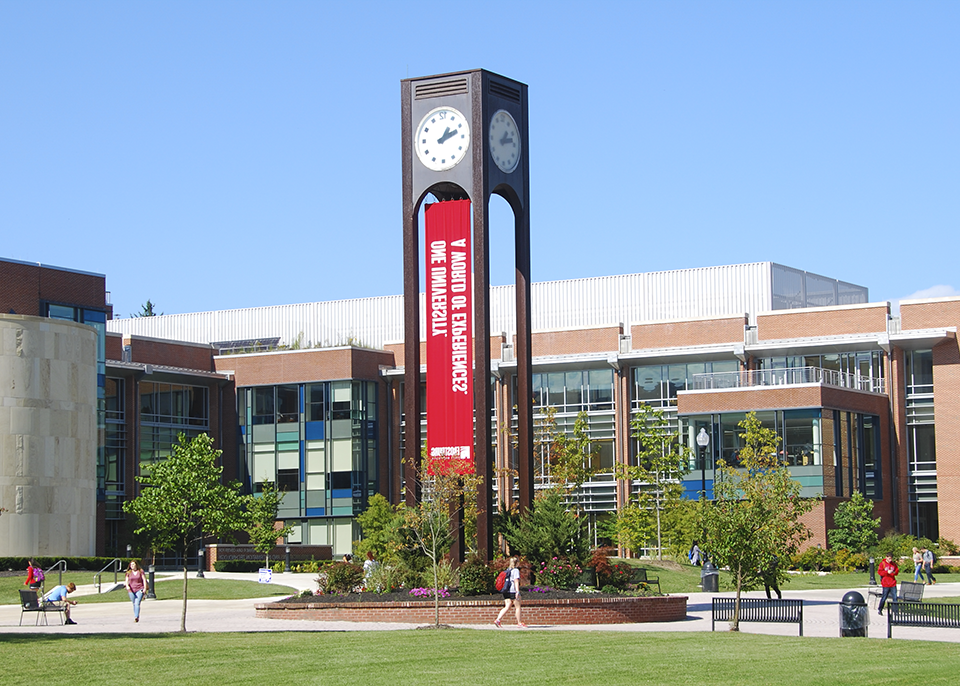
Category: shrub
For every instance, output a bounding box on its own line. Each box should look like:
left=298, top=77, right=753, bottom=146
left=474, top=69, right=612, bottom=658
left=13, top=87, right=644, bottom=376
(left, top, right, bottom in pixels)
left=424, top=559, right=459, bottom=591
left=458, top=555, right=495, bottom=596
left=321, top=561, right=364, bottom=594
left=600, top=584, right=621, bottom=595
left=832, top=549, right=869, bottom=572
left=213, top=560, right=263, bottom=572
left=365, top=562, right=405, bottom=593
left=536, top=557, right=582, bottom=590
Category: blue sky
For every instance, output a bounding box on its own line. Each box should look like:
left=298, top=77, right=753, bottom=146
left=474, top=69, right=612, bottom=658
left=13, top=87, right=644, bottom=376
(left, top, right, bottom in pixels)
left=2, top=1, right=957, bottom=319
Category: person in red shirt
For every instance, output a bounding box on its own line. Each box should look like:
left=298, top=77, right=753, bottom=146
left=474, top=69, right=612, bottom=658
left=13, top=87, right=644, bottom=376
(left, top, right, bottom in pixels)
left=877, top=552, right=899, bottom=616
left=24, top=559, right=43, bottom=590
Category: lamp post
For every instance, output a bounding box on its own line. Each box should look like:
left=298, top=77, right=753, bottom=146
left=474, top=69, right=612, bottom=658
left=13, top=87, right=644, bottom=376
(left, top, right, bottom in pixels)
left=126, top=543, right=132, bottom=559
left=284, top=544, right=291, bottom=573
left=696, top=427, right=710, bottom=500
left=197, top=547, right=205, bottom=578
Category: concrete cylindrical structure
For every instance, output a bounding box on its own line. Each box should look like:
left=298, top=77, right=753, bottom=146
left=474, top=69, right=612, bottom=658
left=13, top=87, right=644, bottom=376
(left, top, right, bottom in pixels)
left=0, top=314, right=98, bottom=556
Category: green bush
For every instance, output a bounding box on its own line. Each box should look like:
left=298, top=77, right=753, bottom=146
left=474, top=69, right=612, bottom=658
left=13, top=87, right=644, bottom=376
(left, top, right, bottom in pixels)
left=213, top=560, right=264, bottom=572
left=536, top=557, right=582, bottom=590
left=458, top=555, right=495, bottom=596
left=322, top=561, right=364, bottom=594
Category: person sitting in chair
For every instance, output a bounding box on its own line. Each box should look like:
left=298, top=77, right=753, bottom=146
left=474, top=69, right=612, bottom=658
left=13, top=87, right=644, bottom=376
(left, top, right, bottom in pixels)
left=44, top=582, right=78, bottom=625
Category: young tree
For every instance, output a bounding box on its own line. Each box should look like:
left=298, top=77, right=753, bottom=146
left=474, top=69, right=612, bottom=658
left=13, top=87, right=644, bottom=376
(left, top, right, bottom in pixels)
left=355, top=493, right=405, bottom=563
left=699, top=412, right=814, bottom=631
left=615, top=403, right=691, bottom=560
left=124, top=433, right=246, bottom=632
left=246, top=481, right=295, bottom=567
left=499, top=491, right=588, bottom=564
left=828, top=490, right=881, bottom=552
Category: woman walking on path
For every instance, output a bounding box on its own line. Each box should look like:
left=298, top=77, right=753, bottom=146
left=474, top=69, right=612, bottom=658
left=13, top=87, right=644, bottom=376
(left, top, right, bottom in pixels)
left=495, top=557, right=526, bottom=628
left=124, top=560, right=148, bottom=623
left=877, top=553, right=899, bottom=616
left=912, top=547, right=923, bottom=582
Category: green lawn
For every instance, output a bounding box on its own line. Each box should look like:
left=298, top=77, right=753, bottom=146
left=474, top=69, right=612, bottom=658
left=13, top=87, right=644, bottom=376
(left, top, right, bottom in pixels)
left=3, top=575, right=297, bottom=605
left=1, top=630, right=958, bottom=685
left=625, top=559, right=959, bottom=594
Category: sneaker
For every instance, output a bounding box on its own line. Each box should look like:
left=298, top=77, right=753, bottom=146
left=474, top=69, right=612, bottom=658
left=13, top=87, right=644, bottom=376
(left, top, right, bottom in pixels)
left=518, top=622, right=527, bottom=628
left=493, top=619, right=501, bottom=628
left=134, top=617, right=139, bottom=623
left=65, top=619, right=77, bottom=625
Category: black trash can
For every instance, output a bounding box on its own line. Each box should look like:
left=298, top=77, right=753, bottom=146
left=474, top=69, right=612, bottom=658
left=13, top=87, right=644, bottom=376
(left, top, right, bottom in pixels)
left=840, top=590, right=868, bottom=637
left=701, top=561, right=719, bottom=593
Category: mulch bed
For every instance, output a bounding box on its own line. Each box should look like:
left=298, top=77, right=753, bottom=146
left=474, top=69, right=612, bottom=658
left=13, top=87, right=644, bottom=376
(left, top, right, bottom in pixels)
left=272, top=589, right=638, bottom=605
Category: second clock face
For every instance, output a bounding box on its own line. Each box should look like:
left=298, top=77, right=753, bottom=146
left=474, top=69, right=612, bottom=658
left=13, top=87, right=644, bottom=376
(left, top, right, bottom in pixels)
left=415, top=106, right=470, bottom=172
left=489, top=109, right=520, bottom=173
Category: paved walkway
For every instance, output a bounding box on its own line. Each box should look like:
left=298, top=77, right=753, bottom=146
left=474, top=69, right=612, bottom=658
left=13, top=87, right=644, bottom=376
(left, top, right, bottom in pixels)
left=4, top=573, right=959, bottom=642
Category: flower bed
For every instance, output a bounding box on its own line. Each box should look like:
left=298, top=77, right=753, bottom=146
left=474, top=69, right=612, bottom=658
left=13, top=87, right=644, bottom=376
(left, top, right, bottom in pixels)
left=256, top=590, right=687, bottom=625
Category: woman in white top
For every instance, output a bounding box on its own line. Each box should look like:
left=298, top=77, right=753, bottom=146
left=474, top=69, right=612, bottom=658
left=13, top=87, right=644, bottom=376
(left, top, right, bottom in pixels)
left=494, top=557, right=526, bottom=628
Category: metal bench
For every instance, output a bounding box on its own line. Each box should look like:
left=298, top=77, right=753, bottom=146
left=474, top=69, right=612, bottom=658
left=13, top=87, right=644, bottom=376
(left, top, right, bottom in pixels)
left=887, top=601, right=960, bottom=638
left=712, top=597, right=804, bottom=636
left=19, top=589, right=66, bottom=626
left=868, top=580, right=924, bottom=607
left=634, top=568, right=661, bottom=594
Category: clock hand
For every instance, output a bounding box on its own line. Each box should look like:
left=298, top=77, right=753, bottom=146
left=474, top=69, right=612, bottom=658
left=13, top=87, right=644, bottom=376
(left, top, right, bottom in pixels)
left=499, top=133, right=514, bottom=146
left=437, top=127, right=458, bottom=145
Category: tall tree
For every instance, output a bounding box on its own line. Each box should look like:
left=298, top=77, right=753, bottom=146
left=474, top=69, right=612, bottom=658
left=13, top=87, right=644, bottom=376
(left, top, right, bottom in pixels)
left=698, top=412, right=814, bottom=631
left=615, top=403, right=691, bottom=560
left=828, top=490, right=881, bottom=552
left=246, top=481, right=295, bottom=567
left=124, top=433, right=246, bottom=632
left=132, top=299, right=162, bottom=317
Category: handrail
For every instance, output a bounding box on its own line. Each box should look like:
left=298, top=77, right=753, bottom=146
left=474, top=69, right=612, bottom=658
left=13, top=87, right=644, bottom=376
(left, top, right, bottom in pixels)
left=93, top=558, right=124, bottom=594
left=43, top=560, right=68, bottom=589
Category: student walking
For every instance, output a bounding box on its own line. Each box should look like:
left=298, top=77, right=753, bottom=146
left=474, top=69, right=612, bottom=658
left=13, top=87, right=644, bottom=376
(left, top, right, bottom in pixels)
left=494, top=557, right=525, bottom=628
left=877, top=553, right=899, bottom=616
left=124, top=560, right=148, bottom=623
left=921, top=547, right=937, bottom=585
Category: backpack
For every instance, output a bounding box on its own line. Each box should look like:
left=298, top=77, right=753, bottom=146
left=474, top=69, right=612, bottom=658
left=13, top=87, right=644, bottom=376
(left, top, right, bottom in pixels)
left=494, top=570, right=507, bottom=592
left=34, top=567, right=45, bottom=582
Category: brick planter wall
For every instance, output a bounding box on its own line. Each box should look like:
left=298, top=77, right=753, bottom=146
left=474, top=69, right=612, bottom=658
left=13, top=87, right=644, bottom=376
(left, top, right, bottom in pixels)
left=255, top=595, right=687, bottom=625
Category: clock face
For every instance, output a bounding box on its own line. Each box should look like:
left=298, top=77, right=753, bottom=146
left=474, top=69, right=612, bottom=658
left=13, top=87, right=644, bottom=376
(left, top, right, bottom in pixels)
left=489, top=109, right=521, bottom=173
left=415, top=106, right=470, bottom=172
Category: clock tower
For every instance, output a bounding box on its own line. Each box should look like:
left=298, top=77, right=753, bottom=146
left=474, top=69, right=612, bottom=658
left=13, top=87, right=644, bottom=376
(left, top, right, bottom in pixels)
left=401, top=69, right=533, bottom=562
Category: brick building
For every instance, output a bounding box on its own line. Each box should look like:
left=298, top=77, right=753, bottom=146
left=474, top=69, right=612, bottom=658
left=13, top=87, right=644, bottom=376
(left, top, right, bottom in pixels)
left=3, top=257, right=957, bottom=560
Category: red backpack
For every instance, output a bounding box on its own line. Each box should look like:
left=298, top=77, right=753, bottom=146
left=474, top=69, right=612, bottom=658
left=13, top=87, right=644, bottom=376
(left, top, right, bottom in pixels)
left=494, top=570, right=507, bottom=592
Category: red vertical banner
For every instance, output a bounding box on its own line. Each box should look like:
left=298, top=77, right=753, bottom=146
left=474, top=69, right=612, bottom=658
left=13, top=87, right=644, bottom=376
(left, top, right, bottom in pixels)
left=425, top=199, right=474, bottom=475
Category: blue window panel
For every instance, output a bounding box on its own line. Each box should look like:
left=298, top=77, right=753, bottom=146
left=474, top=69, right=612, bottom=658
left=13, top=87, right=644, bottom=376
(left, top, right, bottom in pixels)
left=240, top=426, right=246, bottom=435
left=306, top=507, right=325, bottom=517
left=331, top=489, right=352, bottom=500
left=681, top=478, right=714, bottom=500
left=300, top=440, right=305, bottom=474
left=332, top=506, right=353, bottom=516
left=305, top=421, right=324, bottom=440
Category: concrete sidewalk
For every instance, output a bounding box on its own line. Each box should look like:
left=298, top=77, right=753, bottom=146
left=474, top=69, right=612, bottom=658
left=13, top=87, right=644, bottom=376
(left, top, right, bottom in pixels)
left=4, top=575, right=959, bottom=642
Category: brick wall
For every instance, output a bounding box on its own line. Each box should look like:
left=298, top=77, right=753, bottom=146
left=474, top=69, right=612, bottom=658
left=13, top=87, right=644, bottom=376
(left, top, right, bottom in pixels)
left=256, top=594, right=687, bottom=625
left=0, top=259, right=107, bottom=315
left=126, top=334, right=216, bottom=371
left=216, top=347, right=396, bottom=387
left=757, top=304, right=888, bottom=340
left=631, top=316, right=746, bottom=350
left=532, top=326, right=620, bottom=357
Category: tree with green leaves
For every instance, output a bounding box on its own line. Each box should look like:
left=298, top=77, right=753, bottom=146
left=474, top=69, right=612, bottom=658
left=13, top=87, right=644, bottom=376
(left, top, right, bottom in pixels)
left=499, top=491, right=588, bottom=565
left=615, top=403, right=691, bottom=560
left=698, top=412, right=814, bottom=631
left=355, top=493, right=405, bottom=563
left=828, top=490, right=881, bottom=552
left=132, top=299, right=162, bottom=317
left=246, top=481, right=295, bottom=567
left=123, top=433, right=246, bottom=632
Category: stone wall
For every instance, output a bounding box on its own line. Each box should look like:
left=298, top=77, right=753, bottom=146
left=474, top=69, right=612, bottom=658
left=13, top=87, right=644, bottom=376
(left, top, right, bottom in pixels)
left=0, top=315, right=98, bottom=556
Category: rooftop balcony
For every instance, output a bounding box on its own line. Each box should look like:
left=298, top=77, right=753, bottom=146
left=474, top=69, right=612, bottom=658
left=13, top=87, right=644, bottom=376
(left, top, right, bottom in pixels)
left=691, top=366, right=886, bottom=395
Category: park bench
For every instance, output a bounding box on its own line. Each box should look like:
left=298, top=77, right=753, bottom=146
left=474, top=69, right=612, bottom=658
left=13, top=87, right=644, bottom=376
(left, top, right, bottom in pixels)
left=18, top=589, right=66, bottom=626
left=712, top=597, right=804, bottom=636
left=887, top=600, right=960, bottom=638
left=868, top=580, right=924, bottom=608
left=634, top=568, right=661, bottom=594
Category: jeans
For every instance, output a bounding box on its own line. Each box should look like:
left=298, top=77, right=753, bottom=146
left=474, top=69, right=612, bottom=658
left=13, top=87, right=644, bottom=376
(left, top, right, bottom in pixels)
left=878, top=585, right=898, bottom=612
left=914, top=563, right=923, bottom=581
left=128, top=589, right=144, bottom=619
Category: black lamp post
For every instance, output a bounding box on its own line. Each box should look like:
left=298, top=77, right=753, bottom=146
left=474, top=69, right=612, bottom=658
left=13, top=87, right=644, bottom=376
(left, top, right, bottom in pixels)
left=285, top=544, right=291, bottom=573
left=197, top=547, right=205, bottom=578
left=126, top=543, right=132, bottom=559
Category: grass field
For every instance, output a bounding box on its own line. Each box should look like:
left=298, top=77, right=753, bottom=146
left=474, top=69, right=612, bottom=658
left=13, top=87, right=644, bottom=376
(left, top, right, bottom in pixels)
left=2, top=575, right=297, bottom=604
left=1, top=630, right=957, bottom=685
